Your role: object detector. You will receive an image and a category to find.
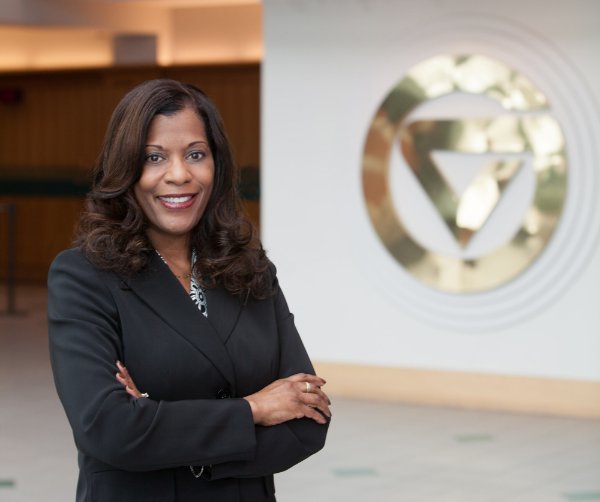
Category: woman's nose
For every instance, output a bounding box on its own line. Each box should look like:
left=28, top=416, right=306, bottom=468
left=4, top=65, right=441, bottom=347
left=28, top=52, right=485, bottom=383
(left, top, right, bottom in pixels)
left=165, top=158, right=192, bottom=184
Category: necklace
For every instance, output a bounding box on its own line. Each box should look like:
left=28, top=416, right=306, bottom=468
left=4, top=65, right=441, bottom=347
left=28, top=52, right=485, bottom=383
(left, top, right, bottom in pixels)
left=155, top=249, right=208, bottom=317
left=155, top=250, right=194, bottom=280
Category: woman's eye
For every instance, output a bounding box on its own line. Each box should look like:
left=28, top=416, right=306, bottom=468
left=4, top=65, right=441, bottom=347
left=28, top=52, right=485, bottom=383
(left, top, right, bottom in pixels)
left=187, top=151, right=205, bottom=161
left=145, top=153, right=163, bottom=163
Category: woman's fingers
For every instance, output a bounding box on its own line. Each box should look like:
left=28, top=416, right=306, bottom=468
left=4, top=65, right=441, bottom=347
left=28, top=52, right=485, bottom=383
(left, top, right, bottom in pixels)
left=291, top=381, right=332, bottom=419
left=244, top=375, right=332, bottom=426
left=115, top=361, right=143, bottom=398
left=300, top=390, right=332, bottom=419
left=289, top=374, right=332, bottom=420
left=302, top=404, right=328, bottom=425
left=310, top=387, right=332, bottom=407
left=115, top=372, right=128, bottom=386
left=116, top=360, right=134, bottom=383
left=296, top=380, right=331, bottom=406
left=125, top=385, right=142, bottom=399
left=287, top=373, right=327, bottom=386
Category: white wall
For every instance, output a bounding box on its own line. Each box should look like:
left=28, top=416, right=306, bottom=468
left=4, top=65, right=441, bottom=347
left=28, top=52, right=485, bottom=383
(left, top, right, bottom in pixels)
left=262, top=0, right=600, bottom=381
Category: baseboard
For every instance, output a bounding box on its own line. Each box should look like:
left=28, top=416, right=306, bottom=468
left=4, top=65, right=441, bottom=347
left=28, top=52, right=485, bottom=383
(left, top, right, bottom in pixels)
left=313, top=361, right=600, bottom=419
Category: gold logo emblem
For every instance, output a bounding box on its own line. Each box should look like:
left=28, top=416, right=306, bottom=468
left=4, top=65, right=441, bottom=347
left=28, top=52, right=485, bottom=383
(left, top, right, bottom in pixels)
left=362, top=54, right=567, bottom=293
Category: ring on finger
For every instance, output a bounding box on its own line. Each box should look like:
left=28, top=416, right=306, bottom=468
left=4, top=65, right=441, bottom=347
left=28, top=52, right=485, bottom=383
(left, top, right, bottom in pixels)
left=305, top=382, right=311, bottom=393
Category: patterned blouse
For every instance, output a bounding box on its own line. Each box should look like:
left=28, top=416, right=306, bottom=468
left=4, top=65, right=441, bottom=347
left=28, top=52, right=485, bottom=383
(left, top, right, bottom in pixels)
left=156, top=250, right=208, bottom=317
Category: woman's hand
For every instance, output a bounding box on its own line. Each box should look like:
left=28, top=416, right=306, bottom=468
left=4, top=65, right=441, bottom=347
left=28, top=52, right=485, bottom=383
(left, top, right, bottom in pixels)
left=115, top=363, right=331, bottom=427
left=243, top=373, right=331, bottom=426
left=116, top=361, right=148, bottom=399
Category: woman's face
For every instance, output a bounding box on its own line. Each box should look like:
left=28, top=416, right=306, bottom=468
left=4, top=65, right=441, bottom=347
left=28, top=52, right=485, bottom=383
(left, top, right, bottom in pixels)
left=134, top=106, right=215, bottom=248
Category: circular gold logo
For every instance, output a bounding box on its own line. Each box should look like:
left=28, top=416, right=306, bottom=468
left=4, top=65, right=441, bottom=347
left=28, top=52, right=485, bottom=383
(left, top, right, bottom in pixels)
left=362, top=54, right=567, bottom=293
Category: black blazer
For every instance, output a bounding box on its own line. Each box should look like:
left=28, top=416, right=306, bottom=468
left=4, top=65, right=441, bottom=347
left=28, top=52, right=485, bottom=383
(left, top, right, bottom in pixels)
left=48, top=249, right=329, bottom=502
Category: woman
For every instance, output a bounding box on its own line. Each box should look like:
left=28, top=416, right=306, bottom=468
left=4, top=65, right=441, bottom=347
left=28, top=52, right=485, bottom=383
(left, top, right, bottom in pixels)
left=48, top=79, right=331, bottom=502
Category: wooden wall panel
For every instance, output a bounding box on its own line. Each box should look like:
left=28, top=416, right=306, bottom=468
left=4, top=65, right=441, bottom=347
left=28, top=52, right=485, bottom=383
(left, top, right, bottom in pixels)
left=0, top=64, right=260, bottom=282
left=0, top=65, right=259, bottom=170
left=0, top=196, right=85, bottom=281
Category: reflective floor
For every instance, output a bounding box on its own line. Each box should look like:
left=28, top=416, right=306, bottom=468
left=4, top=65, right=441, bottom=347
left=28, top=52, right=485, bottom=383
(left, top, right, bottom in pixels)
left=1, top=286, right=599, bottom=501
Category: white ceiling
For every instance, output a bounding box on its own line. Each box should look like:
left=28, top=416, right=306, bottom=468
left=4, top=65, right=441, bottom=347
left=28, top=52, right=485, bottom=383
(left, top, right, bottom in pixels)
left=0, top=0, right=262, bottom=70
left=83, top=0, right=259, bottom=6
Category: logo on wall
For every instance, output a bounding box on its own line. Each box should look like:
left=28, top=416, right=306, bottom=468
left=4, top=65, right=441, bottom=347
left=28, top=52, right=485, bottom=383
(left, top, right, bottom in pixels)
left=362, top=54, right=567, bottom=293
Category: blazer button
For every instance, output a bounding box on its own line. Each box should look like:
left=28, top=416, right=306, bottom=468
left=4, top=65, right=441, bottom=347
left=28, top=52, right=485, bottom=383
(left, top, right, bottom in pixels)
left=216, top=388, right=231, bottom=399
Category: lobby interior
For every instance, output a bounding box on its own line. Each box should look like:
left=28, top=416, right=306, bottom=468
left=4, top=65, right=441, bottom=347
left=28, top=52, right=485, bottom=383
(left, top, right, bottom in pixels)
left=1, top=1, right=599, bottom=501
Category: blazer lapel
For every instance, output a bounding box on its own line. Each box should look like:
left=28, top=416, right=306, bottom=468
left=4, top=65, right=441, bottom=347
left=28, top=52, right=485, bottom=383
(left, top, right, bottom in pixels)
left=204, top=284, right=244, bottom=345
left=123, top=253, right=237, bottom=390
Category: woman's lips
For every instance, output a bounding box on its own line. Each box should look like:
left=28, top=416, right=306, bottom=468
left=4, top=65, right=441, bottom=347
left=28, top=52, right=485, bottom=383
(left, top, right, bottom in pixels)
left=157, top=194, right=197, bottom=209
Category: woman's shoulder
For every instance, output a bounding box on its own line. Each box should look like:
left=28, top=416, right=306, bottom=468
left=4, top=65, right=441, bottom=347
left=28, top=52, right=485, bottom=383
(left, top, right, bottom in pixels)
left=48, top=247, right=115, bottom=287
left=50, top=247, right=92, bottom=272
left=47, top=247, right=121, bottom=322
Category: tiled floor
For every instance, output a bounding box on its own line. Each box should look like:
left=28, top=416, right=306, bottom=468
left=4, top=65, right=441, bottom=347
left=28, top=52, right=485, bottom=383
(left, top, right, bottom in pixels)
left=1, top=286, right=599, bottom=501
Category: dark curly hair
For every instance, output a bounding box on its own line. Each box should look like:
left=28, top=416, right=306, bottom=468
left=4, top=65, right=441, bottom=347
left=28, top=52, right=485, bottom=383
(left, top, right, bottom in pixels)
left=75, top=79, right=272, bottom=300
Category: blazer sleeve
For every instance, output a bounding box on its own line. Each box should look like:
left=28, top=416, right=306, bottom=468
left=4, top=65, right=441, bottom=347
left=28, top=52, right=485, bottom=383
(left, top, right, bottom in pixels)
left=47, top=249, right=258, bottom=472
left=208, top=268, right=330, bottom=480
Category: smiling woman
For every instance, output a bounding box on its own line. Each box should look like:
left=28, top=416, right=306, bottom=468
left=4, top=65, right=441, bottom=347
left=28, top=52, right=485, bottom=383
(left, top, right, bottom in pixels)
left=47, top=79, right=330, bottom=502
left=134, top=106, right=216, bottom=291
left=134, top=107, right=215, bottom=288
left=75, top=79, right=268, bottom=298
